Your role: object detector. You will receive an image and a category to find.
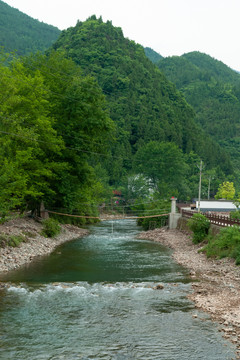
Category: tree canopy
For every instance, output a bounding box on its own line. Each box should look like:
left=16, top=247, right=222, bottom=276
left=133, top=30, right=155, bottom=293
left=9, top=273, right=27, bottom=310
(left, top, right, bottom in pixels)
left=0, top=16, right=237, bottom=220
left=156, top=51, right=240, bottom=172
left=0, top=52, right=114, bottom=218
left=133, top=141, right=186, bottom=197
left=0, top=0, right=60, bottom=56
left=144, top=47, right=163, bottom=64
left=215, top=182, right=235, bottom=200
left=51, top=17, right=233, bottom=183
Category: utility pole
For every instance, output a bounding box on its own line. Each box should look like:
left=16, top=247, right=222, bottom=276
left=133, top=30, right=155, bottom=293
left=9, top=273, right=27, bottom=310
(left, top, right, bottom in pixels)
left=198, top=160, right=203, bottom=213
left=207, top=176, right=213, bottom=200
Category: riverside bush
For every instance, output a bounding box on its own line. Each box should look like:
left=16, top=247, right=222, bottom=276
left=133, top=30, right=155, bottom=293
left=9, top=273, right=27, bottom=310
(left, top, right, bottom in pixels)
left=136, top=199, right=170, bottom=230
left=41, top=218, right=61, bottom=238
left=201, top=226, right=240, bottom=264
left=8, top=235, right=25, bottom=247
left=0, top=234, right=26, bottom=248
left=139, top=215, right=169, bottom=230
left=187, top=213, right=210, bottom=244
left=230, top=210, right=240, bottom=220
left=0, top=234, right=7, bottom=247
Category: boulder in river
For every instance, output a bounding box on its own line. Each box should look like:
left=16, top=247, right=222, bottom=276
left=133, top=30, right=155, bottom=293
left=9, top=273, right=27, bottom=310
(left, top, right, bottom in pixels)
left=153, top=284, right=164, bottom=290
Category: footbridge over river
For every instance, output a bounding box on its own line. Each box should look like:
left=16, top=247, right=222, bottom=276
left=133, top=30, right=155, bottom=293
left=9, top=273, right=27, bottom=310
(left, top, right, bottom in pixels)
left=43, top=197, right=179, bottom=229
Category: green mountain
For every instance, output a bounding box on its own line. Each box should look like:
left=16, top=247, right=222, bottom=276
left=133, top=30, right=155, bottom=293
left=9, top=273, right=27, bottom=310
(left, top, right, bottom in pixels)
left=51, top=17, right=232, bottom=182
left=157, top=52, right=240, bottom=168
left=0, top=7, right=236, bottom=206
left=144, top=47, right=163, bottom=64
left=182, top=52, right=240, bottom=83
left=0, top=0, right=60, bottom=56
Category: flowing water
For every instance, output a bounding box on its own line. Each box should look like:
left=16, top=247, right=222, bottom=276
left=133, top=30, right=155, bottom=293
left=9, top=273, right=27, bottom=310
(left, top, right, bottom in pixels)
left=0, top=220, right=236, bottom=359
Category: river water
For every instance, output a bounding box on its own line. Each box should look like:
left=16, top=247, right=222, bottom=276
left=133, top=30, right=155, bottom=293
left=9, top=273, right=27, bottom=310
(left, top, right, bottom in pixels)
left=0, top=220, right=236, bottom=359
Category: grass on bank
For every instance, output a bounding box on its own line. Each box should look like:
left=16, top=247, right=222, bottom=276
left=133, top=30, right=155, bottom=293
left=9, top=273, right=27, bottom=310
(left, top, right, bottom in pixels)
left=0, top=218, right=62, bottom=249
left=40, top=218, right=61, bottom=238
left=187, top=213, right=210, bottom=244
left=0, top=234, right=28, bottom=248
left=201, top=226, right=240, bottom=265
left=187, top=213, right=240, bottom=265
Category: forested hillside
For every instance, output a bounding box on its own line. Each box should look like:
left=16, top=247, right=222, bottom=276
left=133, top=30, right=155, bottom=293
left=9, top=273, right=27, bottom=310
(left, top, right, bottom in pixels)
left=0, top=15, right=237, bottom=220
left=157, top=52, right=240, bottom=169
left=0, top=51, right=114, bottom=220
left=52, top=17, right=232, bottom=178
left=144, top=47, right=163, bottom=64
left=0, top=0, right=60, bottom=55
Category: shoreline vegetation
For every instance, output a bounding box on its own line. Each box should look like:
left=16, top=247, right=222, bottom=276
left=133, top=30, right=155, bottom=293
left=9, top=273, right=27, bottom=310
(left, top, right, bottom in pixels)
left=0, top=217, right=88, bottom=275
left=138, top=227, right=240, bottom=358
left=1, top=217, right=240, bottom=356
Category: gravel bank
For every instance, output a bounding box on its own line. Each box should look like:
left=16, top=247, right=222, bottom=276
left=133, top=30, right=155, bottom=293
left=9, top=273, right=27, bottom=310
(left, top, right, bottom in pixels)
left=138, top=228, right=240, bottom=358
left=1, top=218, right=240, bottom=356
left=0, top=217, right=88, bottom=274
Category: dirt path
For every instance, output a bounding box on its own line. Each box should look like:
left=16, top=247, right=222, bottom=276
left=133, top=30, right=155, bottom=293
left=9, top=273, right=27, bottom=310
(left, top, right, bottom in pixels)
left=138, top=228, right=240, bottom=358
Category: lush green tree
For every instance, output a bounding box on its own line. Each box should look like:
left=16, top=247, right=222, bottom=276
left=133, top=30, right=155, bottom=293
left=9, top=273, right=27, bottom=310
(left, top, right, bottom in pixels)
left=29, top=52, right=114, bottom=213
left=126, top=174, right=153, bottom=202
left=51, top=17, right=232, bottom=187
left=144, top=47, right=163, bottom=64
left=157, top=51, right=240, bottom=172
left=187, top=213, right=210, bottom=244
left=0, top=52, right=114, bottom=218
left=215, top=181, right=235, bottom=200
left=136, top=199, right=170, bottom=230
left=202, top=226, right=240, bottom=265
left=0, top=59, right=64, bottom=214
left=1, top=15, right=237, bottom=213
left=133, top=141, right=187, bottom=197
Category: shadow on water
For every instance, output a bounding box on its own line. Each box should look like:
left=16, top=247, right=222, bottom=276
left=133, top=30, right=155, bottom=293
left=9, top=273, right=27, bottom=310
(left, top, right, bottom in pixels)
left=0, top=220, right=236, bottom=359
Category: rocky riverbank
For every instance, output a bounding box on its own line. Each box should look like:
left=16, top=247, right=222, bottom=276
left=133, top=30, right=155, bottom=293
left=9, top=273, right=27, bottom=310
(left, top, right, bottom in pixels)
left=138, top=227, right=240, bottom=358
left=0, top=217, right=88, bottom=275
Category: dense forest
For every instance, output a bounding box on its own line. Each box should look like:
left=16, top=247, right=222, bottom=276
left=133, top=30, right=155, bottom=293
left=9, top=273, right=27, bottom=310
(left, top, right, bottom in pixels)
left=0, top=50, right=114, bottom=221
left=156, top=52, right=240, bottom=171
left=0, top=0, right=60, bottom=56
left=52, top=19, right=232, bottom=167
left=0, top=12, right=238, bottom=222
left=144, top=47, right=163, bottom=64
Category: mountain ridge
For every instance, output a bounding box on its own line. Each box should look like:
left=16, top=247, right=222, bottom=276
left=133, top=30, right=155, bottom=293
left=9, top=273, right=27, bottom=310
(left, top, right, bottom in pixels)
left=50, top=17, right=233, bottom=177
left=0, top=0, right=61, bottom=56
left=155, top=51, right=240, bottom=170
left=0, top=8, right=237, bottom=198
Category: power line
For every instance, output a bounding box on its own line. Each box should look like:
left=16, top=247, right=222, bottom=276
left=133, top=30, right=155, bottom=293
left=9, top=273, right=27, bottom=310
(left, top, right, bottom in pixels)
left=57, top=131, right=113, bottom=148
left=0, top=124, right=182, bottom=166
left=19, top=54, right=122, bottom=98
left=0, top=59, right=183, bottom=165
left=37, top=199, right=170, bottom=211
left=0, top=128, right=128, bottom=161
left=1, top=54, right=118, bottom=105
left=0, top=63, right=120, bottom=149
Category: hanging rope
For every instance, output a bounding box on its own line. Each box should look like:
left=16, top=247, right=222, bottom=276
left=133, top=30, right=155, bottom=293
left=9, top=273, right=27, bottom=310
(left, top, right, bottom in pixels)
left=47, top=210, right=100, bottom=219
left=46, top=210, right=169, bottom=221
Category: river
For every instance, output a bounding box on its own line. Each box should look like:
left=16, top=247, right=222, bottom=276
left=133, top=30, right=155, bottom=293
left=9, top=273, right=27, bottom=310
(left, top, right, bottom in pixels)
left=0, top=220, right=236, bottom=359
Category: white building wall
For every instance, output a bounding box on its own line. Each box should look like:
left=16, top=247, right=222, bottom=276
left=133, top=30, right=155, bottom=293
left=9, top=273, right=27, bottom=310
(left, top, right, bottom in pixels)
left=196, top=200, right=237, bottom=211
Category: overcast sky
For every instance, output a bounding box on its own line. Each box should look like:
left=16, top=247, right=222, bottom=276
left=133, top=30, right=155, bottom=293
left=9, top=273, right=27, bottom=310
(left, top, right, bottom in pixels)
left=3, top=0, right=240, bottom=70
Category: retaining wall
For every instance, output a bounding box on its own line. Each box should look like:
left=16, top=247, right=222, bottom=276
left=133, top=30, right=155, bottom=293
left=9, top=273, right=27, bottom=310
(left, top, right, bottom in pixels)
left=177, top=216, right=222, bottom=236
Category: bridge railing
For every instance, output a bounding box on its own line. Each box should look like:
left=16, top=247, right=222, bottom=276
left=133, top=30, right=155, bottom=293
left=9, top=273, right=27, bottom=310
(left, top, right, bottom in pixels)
left=181, top=209, right=240, bottom=227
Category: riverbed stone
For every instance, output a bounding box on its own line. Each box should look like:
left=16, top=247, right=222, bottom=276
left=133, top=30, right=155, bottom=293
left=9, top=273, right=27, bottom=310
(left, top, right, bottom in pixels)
left=137, top=227, right=240, bottom=351
left=0, top=218, right=88, bottom=273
